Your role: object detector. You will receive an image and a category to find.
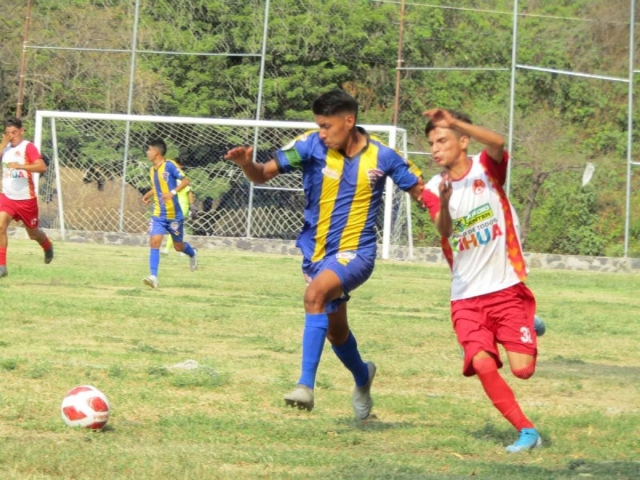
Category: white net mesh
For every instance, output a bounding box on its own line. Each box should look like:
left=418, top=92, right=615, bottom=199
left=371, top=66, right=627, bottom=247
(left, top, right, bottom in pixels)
left=36, top=113, right=411, bottom=247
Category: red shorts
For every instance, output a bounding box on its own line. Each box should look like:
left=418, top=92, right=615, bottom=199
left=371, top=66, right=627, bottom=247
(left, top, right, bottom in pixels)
left=451, top=282, right=537, bottom=377
left=0, top=194, right=40, bottom=228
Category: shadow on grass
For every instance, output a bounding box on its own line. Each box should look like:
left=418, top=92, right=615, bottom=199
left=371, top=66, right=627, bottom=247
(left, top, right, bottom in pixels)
left=537, top=356, right=640, bottom=380
left=335, top=415, right=418, bottom=432
left=565, top=459, right=640, bottom=478
left=476, top=460, right=640, bottom=480
left=329, top=456, right=640, bottom=479
left=470, top=423, right=554, bottom=449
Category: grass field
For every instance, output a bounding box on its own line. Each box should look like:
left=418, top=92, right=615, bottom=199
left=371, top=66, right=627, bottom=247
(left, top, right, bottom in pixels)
left=0, top=239, right=638, bottom=479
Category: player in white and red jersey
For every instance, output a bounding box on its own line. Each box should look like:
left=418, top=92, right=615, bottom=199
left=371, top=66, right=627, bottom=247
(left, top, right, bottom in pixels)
left=0, top=117, right=54, bottom=278
left=421, top=109, right=542, bottom=453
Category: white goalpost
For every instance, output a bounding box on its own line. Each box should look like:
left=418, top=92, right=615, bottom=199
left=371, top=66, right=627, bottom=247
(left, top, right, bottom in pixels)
left=34, top=111, right=414, bottom=260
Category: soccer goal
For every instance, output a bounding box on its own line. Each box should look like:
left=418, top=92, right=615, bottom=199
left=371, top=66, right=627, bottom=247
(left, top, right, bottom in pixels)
left=34, top=111, right=414, bottom=259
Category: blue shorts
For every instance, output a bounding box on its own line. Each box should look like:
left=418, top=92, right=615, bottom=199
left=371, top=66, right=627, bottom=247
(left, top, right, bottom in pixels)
left=302, top=251, right=375, bottom=313
left=149, top=217, right=184, bottom=242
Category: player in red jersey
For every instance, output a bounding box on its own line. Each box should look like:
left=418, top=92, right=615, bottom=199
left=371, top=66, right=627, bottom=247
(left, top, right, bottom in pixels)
left=421, top=108, right=542, bottom=453
left=0, top=117, right=54, bottom=278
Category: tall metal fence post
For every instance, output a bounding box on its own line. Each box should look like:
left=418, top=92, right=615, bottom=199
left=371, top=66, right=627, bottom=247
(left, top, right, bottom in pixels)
left=506, top=0, right=519, bottom=196
left=118, top=0, right=141, bottom=233
left=246, top=0, right=271, bottom=239
left=624, top=0, right=636, bottom=257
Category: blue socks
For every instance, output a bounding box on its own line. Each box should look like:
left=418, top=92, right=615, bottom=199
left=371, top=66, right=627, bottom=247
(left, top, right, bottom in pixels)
left=298, top=313, right=328, bottom=389
left=332, top=332, right=369, bottom=387
left=149, top=248, right=160, bottom=276
left=182, top=242, right=195, bottom=257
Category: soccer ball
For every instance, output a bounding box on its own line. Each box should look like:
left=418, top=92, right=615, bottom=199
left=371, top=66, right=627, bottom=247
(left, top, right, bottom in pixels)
left=60, top=385, right=110, bottom=430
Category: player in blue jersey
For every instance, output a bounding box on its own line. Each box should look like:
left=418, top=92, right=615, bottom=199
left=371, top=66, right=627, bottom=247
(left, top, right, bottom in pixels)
left=225, top=90, right=424, bottom=419
left=141, top=139, right=198, bottom=288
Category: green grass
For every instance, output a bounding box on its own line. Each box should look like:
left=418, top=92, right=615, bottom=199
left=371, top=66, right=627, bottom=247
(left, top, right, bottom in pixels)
left=0, top=239, right=638, bottom=479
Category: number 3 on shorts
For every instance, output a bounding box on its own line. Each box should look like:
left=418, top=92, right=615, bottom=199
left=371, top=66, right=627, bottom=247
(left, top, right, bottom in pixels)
left=520, top=327, right=533, bottom=344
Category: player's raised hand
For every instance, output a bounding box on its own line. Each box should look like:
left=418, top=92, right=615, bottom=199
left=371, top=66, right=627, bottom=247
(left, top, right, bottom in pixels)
left=439, top=173, right=453, bottom=205
left=1, top=132, right=11, bottom=147
left=224, top=146, right=253, bottom=167
left=423, top=109, right=456, bottom=129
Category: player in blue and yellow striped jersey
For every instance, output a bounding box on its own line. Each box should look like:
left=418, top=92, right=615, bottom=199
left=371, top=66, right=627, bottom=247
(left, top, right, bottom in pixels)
left=225, top=90, right=424, bottom=419
left=141, top=139, right=198, bottom=289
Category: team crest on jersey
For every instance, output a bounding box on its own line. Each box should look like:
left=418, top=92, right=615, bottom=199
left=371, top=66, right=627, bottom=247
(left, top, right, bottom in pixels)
left=322, top=167, right=340, bottom=180
left=473, top=179, right=486, bottom=194
left=170, top=221, right=180, bottom=233
left=367, top=169, right=384, bottom=188
left=163, top=171, right=170, bottom=181
left=336, top=251, right=356, bottom=266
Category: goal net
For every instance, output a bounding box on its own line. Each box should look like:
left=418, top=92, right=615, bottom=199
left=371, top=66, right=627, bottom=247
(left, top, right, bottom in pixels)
left=34, top=111, right=414, bottom=259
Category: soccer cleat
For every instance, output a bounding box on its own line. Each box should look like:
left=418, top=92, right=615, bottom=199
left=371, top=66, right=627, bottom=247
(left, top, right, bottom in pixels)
left=44, top=244, right=54, bottom=264
left=353, top=361, right=376, bottom=420
left=0, top=266, right=7, bottom=278
left=534, top=315, right=546, bottom=337
left=143, top=275, right=159, bottom=289
left=160, top=249, right=169, bottom=255
left=189, top=248, right=198, bottom=272
left=284, top=384, right=314, bottom=411
left=505, top=428, right=542, bottom=453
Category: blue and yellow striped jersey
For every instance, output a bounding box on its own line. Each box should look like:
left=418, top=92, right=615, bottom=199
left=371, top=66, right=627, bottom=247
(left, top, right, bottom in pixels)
left=150, top=159, right=186, bottom=220
left=274, top=127, right=421, bottom=261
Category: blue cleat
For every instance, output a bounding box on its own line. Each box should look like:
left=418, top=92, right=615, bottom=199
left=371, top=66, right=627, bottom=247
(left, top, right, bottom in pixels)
left=534, top=315, right=546, bottom=337
left=506, top=428, right=542, bottom=453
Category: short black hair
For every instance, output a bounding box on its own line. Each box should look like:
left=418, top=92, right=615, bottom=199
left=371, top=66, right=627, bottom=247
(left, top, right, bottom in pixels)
left=5, top=117, right=23, bottom=129
left=424, top=110, right=473, bottom=136
left=148, top=138, right=167, bottom=156
left=312, top=90, right=358, bottom=119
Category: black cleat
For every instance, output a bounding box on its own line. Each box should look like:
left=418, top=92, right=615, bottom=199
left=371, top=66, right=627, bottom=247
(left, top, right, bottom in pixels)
left=44, top=244, right=54, bottom=264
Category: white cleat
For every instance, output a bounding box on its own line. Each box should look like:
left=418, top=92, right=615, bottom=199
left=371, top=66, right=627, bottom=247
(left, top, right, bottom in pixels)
left=189, top=249, right=198, bottom=272
left=143, top=275, right=159, bottom=289
left=284, top=384, right=314, bottom=411
left=353, top=361, right=376, bottom=420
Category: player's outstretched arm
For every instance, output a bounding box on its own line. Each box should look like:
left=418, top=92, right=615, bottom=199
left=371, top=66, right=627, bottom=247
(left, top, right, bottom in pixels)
left=224, top=146, right=280, bottom=185
left=408, top=177, right=425, bottom=203
left=423, top=109, right=505, bottom=163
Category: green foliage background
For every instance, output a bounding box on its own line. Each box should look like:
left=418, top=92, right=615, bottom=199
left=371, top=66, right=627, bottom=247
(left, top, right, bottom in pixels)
left=0, top=0, right=639, bottom=256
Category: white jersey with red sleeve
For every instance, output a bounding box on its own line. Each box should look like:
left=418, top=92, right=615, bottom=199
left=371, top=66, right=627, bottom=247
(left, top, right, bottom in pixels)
left=422, top=150, right=527, bottom=301
left=1, top=140, right=41, bottom=200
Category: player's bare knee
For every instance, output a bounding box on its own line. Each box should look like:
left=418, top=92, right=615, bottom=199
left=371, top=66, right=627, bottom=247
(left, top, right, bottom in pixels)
left=303, top=287, right=327, bottom=313
left=174, top=243, right=184, bottom=252
left=511, top=361, right=536, bottom=380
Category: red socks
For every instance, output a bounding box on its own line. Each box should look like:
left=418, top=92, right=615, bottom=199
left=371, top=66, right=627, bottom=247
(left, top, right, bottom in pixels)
left=0, top=237, right=51, bottom=266
left=473, top=356, right=534, bottom=431
left=40, top=237, right=52, bottom=251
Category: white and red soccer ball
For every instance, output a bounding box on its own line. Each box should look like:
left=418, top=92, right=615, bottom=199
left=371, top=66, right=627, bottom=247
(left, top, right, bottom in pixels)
left=60, top=385, right=110, bottom=430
